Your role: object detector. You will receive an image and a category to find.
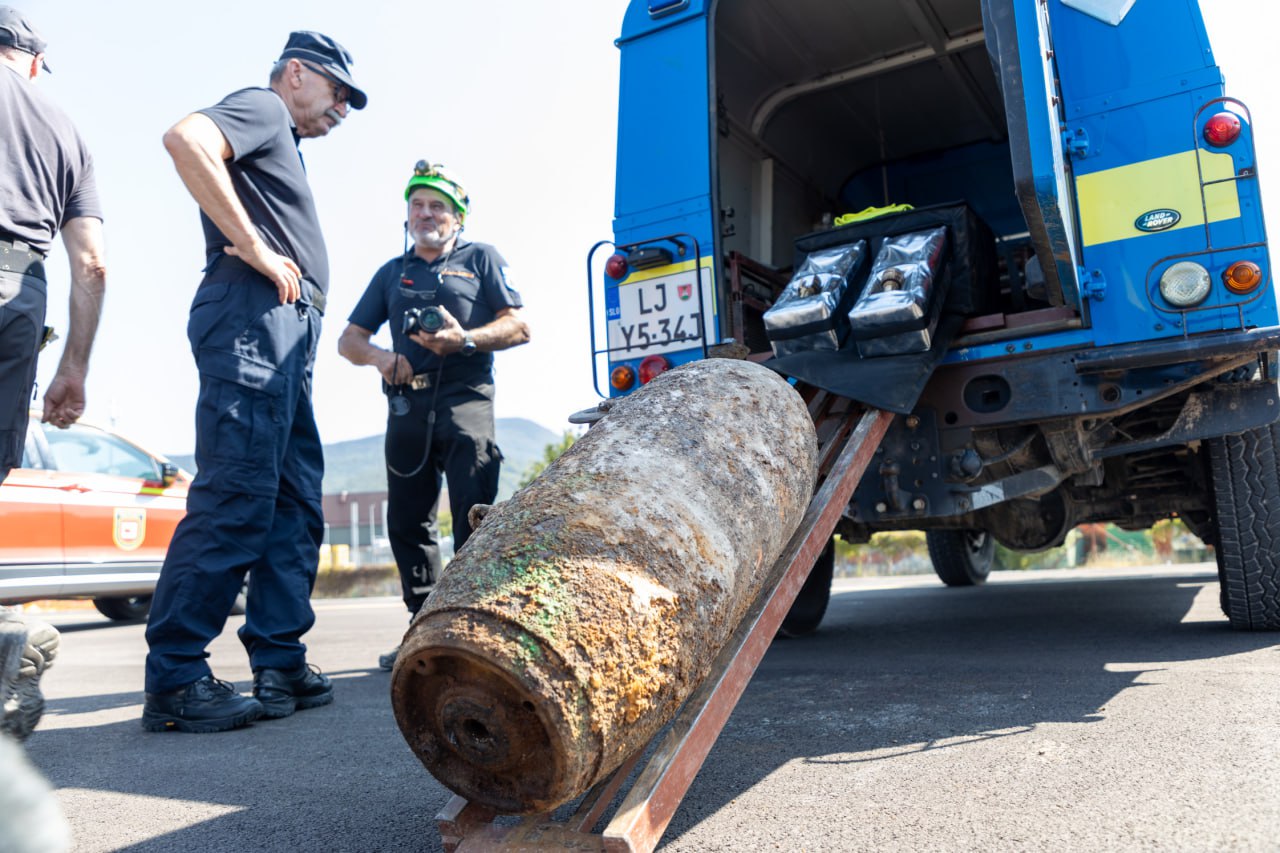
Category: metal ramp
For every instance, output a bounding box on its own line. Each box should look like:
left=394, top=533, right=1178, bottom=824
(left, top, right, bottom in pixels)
left=436, top=389, right=893, bottom=851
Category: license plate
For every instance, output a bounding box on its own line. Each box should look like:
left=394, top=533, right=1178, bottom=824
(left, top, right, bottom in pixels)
left=607, top=266, right=713, bottom=358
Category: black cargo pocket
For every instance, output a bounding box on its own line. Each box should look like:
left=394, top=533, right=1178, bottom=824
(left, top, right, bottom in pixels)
left=198, top=347, right=286, bottom=397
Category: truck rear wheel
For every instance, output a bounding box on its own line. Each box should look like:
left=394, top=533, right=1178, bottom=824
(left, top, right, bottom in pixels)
left=1206, top=422, right=1280, bottom=630
left=927, top=529, right=994, bottom=587
left=779, top=539, right=835, bottom=637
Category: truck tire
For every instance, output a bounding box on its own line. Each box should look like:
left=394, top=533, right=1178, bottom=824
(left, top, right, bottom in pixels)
left=927, top=529, right=994, bottom=587
left=93, top=596, right=151, bottom=622
left=1206, top=422, right=1280, bottom=630
left=779, top=539, right=835, bottom=638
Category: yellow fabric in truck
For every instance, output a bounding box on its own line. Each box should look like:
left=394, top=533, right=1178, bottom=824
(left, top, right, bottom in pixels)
left=834, top=203, right=915, bottom=226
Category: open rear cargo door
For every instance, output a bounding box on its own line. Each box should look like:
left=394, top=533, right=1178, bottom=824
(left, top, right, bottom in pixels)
left=984, top=0, right=1084, bottom=309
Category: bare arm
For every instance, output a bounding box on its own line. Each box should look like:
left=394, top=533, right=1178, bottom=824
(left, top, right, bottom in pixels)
left=338, top=323, right=414, bottom=385
left=409, top=307, right=531, bottom=356
left=42, top=216, right=106, bottom=427
left=162, top=113, right=300, bottom=303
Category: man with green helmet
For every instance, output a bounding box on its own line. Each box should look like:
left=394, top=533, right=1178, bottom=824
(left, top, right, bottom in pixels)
left=338, top=161, right=530, bottom=670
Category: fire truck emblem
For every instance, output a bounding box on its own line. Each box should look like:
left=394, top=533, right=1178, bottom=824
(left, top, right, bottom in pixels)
left=112, top=508, right=147, bottom=551
left=678, top=283, right=693, bottom=301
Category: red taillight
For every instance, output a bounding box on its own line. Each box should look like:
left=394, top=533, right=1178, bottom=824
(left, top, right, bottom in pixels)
left=610, top=364, right=636, bottom=391
left=1223, top=260, right=1263, bottom=294
left=604, top=253, right=628, bottom=280
left=1204, top=111, right=1242, bottom=148
left=638, top=354, right=670, bottom=385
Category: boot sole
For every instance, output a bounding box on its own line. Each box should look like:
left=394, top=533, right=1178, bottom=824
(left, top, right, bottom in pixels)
left=257, top=690, right=334, bottom=719
left=141, top=703, right=264, bottom=733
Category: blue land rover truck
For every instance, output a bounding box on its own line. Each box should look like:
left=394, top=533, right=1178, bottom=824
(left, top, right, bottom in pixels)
left=589, top=0, right=1280, bottom=632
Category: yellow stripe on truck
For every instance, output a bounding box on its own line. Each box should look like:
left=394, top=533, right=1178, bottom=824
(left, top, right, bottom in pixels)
left=620, top=256, right=714, bottom=285
left=1075, top=150, right=1240, bottom=247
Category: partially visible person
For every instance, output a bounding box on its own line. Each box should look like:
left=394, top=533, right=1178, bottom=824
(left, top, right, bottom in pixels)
left=0, top=5, right=106, bottom=485
left=338, top=162, right=529, bottom=670
left=0, top=5, right=103, bottom=747
left=142, top=31, right=367, bottom=733
left=0, top=609, right=57, bottom=742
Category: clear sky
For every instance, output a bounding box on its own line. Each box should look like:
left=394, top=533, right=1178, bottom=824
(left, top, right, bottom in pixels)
left=25, top=0, right=630, bottom=455
left=18, top=0, right=1274, bottom=456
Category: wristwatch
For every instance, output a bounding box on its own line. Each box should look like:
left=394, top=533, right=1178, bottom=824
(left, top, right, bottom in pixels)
left=460, top=334, right=477, bottom=357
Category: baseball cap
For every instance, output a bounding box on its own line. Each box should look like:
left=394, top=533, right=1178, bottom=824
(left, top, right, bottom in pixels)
left=278, top=30, right=366, bottom=110
left=0, top=6, right=51, bottom=72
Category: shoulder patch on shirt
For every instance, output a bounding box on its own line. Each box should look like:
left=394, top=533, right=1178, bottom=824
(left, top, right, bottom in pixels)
left=500, top=266, right=518, bottom=294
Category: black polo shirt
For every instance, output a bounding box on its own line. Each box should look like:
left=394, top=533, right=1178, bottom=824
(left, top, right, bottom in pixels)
left=348, top=240, right=523, bottom=382
left=197, top=87, right=329, bottom=294
left=0, top=66, right=101, bottom=255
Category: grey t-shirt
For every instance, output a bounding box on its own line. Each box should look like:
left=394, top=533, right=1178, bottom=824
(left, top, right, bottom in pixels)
left=197, top=87, right=329, bottom=294
left=0, top=66, right=102, bottom=255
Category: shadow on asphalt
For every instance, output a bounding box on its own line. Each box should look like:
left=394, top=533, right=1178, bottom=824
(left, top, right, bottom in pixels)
left=21, top=573, right=1278, bottom=851
left=29, top=664, right=452, bottom=852
left=661, top=572, right=1278, bottom=846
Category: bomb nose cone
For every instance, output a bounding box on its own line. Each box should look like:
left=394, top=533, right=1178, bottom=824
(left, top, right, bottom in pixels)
left=396, top=624, right=583, bottom=813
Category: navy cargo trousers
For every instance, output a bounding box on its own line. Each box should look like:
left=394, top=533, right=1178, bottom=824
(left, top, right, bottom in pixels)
left=385, top=380, right=502, bottom=614
left=145, top=262, right=324, bottom=694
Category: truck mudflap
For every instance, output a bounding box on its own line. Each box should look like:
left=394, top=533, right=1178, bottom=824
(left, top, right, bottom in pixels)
left=768, top=313, right=964, bottom=413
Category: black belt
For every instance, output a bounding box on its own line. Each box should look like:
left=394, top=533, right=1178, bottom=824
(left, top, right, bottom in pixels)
left=205, top=252, right=326, bottom=314
left=0, top=238, right=47, bottom=282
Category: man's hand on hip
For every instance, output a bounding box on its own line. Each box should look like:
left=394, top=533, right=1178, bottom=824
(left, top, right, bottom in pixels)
left=226, top=241, right=302, bottom=304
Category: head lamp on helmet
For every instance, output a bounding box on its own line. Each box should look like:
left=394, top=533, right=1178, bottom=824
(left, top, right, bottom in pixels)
left=405, top=160, right=470, bottom=223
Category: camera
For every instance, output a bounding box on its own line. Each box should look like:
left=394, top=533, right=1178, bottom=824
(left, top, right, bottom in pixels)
left=403, top=305, right=444, bottom=336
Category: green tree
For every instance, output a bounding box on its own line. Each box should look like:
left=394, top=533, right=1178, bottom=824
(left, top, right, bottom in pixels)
left=519, top=430, right=578, bottom=489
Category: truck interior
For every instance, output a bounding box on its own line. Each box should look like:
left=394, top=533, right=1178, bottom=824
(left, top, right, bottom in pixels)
left=713, top=0, right=1067, bottom=338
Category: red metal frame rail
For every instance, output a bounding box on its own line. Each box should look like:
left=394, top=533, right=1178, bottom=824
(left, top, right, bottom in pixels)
left=438, top=398, right=894, bottom=852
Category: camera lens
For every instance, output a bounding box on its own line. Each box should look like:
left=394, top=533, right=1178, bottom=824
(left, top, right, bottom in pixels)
left=421, top=306, right=444, bottom=333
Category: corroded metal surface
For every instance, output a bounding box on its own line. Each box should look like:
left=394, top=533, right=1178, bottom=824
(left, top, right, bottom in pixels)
left=391, top=359, right=818, bottom=814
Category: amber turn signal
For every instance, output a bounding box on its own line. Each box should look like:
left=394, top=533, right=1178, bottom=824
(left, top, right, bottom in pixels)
left=610, top=364, right=636, bottom=391
left=1223, top=260, right=1263, bottom=294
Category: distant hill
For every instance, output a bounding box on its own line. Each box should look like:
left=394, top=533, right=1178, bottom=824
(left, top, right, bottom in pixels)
left=170, top=417, right=562, bottom=501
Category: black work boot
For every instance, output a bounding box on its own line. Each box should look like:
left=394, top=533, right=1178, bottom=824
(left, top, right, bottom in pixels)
left=142, top=675, right=264, bottom=733
left=253, top=664, right=334, bottom=719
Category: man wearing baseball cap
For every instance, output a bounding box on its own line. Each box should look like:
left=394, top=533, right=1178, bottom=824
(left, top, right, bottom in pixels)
left=143, top=31, right=366, bottom=733
left=0, top=4, right=106, bottom=482
left=0, top=5, right=105, bottom=747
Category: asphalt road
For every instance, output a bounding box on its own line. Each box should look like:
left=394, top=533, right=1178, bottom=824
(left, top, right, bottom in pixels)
left=17, top=564, right=1280, bottom=852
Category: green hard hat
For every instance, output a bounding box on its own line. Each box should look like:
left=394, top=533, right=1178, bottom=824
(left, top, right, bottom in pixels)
left=405, top=160, right=470, bottom=222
